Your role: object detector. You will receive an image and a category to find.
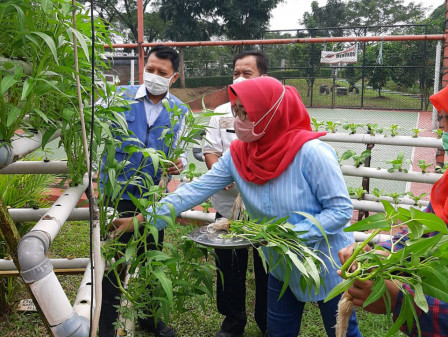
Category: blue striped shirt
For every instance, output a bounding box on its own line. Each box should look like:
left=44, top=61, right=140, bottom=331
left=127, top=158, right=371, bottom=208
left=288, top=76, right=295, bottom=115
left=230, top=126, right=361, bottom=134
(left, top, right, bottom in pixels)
left=149, top=139, right=355, bottom=301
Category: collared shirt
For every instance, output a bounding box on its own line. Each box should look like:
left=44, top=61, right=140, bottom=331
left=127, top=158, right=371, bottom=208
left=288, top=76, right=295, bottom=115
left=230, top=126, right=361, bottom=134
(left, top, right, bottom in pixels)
left=134, top=85, right=187, bottom=167
left=148, top=139, right=355, bottom=302
left=202, top=102, right=239, bottom=218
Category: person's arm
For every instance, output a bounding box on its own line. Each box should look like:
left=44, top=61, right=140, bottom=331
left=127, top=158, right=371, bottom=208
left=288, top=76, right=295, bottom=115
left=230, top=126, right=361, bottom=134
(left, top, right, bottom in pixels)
left=204, top=153, right=219, bottom=170
left=113, top=151, right=235, bottom=232
left=292, top=141, right=353, bottom=242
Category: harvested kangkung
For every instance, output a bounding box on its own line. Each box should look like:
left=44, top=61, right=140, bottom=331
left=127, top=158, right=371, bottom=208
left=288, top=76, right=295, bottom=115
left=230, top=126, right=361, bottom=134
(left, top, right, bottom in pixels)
left=222, top=213, right=333, bottom=297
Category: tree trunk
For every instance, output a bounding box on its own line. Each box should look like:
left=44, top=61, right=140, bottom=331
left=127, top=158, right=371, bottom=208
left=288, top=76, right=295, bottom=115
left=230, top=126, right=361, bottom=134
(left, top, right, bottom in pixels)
left=179, top=47, right=186, bottom=88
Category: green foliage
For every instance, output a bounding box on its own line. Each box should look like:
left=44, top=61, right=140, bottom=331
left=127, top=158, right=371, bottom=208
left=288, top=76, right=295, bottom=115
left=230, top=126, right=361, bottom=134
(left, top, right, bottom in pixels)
left=311, top=117, right=325, bottom=132
left=411, top=128, right=425, bottom=138
left=386, top=124, right=401, bottom=137
left=325, top=120, right=341, bottom=133
left=328, top=200, right=448, bottom=336
left=435, top=162, right=448, bottom=174
left=418, top=160, right=433, bottom=174
left=385, top=192, right=406, bottom=205
left=224, top=214, right=331, bottom=298
left=342, top=122, right=364, bottom=134
left=348, top=186, right=368, bottom=200
left=340, top=150, right=371, bottom=167
left=372, top=187, right=385, bottom=202
left=386, top=152, right=410, bottom=173
left=366, top=123, right=384, bottom=136
left=407, top=192, right=427, bottom=206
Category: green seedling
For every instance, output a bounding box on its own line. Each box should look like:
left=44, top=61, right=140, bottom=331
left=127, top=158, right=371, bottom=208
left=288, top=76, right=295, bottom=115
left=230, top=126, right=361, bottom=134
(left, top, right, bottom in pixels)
left=348, top=186, right=367, bottom=200
left=385, top=191, right=406, bottom=205
left=386, top=124, right=400, bottom=137
left=311, top=117, right=325, bottom=132
left=342, top=122, right=364, bottom=134
left=386, top=152, right=410, bottom=173
left=372, top=187, right=384, bottom=202
left=411, top=128, right=425, bottom=138
left=201, top=199, right=212, bottom=213
left=418, top=160, right=433, bottom=174
left=182, top=163, right=204, bottom=181
left=340, top=150, right=371, bottom=167
left=365, top=123, right=383, bottom=136
left=435, top=129, right=443, bottom=139
left=325, top=121, right=341, bottom=133
left=435, top=162, right=448, bottom=174
left=407, top=192, right=427, bottom=206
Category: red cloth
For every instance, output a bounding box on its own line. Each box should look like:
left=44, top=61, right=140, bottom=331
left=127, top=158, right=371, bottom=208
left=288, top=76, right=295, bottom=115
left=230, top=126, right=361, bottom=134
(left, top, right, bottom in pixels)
left=229, top=76, right=326, bottom=185
left=431, top=170, right=448, bottom=224
left=429, top=87, right=448, bottom=223
left=429, top=85, right=448, bottom=113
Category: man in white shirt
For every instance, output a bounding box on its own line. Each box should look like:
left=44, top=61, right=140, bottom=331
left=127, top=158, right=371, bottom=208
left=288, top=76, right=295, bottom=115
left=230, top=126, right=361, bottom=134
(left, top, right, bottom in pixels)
left=202, top=51, right=269, bottom=337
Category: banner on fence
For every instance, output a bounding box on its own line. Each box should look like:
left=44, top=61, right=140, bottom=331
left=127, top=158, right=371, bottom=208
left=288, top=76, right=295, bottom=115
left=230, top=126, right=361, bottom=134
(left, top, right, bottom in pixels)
left=320, top=44, right=358, bottom=64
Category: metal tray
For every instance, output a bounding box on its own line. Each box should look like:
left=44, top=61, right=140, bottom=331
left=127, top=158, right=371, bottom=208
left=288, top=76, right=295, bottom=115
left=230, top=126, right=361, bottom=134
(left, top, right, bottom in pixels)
left=189, top=225, right=252, bottom=249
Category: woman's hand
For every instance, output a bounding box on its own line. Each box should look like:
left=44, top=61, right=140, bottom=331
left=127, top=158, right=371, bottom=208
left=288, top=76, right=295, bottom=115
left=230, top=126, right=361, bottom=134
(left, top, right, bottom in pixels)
left=338, top=242, right=372, bottom=272
left=111, top=213, right=145, bottom=233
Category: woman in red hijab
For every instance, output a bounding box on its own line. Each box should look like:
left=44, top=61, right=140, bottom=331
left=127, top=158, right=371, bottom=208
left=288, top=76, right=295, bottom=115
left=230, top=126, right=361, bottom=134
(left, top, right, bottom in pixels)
left=113, top=76, right=362, bottom=337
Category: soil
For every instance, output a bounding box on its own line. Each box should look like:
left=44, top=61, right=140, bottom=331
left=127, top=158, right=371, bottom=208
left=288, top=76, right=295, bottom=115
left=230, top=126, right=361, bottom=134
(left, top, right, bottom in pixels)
left=170, top=86, right=224, bottom=104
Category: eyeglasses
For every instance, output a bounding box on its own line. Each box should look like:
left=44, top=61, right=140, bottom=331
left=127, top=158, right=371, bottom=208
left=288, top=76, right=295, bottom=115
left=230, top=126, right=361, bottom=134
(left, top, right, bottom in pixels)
left=231, top=104, right=247, bottom=121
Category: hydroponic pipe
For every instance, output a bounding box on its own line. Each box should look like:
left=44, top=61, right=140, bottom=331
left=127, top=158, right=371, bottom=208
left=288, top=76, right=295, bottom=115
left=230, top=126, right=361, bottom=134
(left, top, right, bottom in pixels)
left=340, top=165, right=441, bottom=184
left=0, top=160, right=68, bottom=174
left=351, top=199, right=426, bottom=212
left=359, top=194, right=429, bottom=207
left=0, top=130, right=61, bottom=169
left=0, top=258, right=90, bottom=272
left=17, top=177, right=88, bottom=336
left=9, top=208, right=91, bottom=222
left=321, top=133, right=443, bottom=148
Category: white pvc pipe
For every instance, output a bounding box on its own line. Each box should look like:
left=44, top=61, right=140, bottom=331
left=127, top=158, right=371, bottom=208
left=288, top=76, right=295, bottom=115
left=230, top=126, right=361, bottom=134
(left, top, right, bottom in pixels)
left=340, top=165, right=441, bottom=184
left=354, top=232, right=392, bottom=244
left=321, top=133, right=443, bottom=148
left=11, top=130, right=61, bottom=160
left=178, top=210, right=216, bottom=223
left=32, top=177, right=89, bottom=242
left=30, top=272, right=75, bottom=327
left=0, top=161, right=68, bottom=174
left=433, top=41, right=442, bottom=130
left=0, top=258, right=90, bottom=271
left=351, top=199, right=426, bottom=212
left=9, top=208, right=91, bottom=222
left=130, top=49, right=135, bottom=86
left=360, top=194, right=429, bottom=207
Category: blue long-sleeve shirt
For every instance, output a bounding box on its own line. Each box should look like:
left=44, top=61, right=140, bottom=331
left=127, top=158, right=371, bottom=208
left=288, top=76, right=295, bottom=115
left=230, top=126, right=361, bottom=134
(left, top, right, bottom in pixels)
left=148, top=139, right=355, bottom=301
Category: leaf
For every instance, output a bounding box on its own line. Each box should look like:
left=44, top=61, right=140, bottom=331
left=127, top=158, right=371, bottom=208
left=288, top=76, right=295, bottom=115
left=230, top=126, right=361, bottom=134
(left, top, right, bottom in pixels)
left=6, top=106, right=21, bottom=128
left=21, top=77, right=35, bottom=100
left=409, top=208, right=448, bottom=234
left=256, top=247, right=268, bottom=274
left=68, top=27, right=90, bottom=62
left=0, top=75, right=18, bottom=96
left=41, top=125, right=57, bottom=149
left=363, top=278, right=387, bottom=308
left=286, top=250, right=309, bottom=278
left=124, top=242, right=137, bottom=262
left=295, top=211, right=330, bottom=248
left=324, top=278, right=354, bottom=302
left=345, top=212, right=389, bottom=232
left=31, top=32, right=59, bottom=65
left=153, top=269, right=173, bottom=304
left=413, top=282, right=428, bottom=313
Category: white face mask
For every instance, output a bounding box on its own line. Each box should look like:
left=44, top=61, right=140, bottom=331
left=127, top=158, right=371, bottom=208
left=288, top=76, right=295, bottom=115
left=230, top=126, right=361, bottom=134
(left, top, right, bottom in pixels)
left=233, top=76, right=247, bottom=84
left=143, top=72, right=175, bottom=96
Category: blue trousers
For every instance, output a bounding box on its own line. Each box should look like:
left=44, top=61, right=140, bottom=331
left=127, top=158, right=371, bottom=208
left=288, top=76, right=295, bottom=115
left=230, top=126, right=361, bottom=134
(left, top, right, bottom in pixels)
left=267, top=274, right=362, bottom=337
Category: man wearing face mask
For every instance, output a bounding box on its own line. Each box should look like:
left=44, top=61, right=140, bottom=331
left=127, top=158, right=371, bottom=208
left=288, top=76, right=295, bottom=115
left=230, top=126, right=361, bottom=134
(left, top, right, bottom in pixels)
left=99, top=45, right=186, bottom=337
left=202, top=51, right=269, bottom=337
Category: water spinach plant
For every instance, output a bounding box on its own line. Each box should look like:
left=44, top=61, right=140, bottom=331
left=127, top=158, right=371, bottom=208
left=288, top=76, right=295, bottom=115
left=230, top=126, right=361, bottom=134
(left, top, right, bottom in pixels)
left=222, top=213, right=333, bottom=297
left=326, top=200, right=448, bottom=337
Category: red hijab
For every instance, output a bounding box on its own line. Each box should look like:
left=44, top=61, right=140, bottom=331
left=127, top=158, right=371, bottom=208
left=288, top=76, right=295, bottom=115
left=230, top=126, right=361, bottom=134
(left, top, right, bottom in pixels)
left=229, top=76, right=326, bottom=185
left=429, top=87, right=448, bottom=223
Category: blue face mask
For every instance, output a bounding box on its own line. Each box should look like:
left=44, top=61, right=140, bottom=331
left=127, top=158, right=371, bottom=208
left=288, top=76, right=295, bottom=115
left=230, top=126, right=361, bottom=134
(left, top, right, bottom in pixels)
left=443, top=131, right=448, bottom=152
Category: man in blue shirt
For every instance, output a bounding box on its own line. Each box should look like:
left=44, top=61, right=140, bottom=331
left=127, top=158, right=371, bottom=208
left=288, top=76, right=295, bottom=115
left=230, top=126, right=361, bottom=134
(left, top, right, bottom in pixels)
left=99, top=45, right=187, bottom=337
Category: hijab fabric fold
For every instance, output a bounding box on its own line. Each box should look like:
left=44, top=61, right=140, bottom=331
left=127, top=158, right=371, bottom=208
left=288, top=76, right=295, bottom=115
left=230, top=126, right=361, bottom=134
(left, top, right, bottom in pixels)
left=229, top=76, right=326, bottom=185
left=429, top=87, right=448, bottom=223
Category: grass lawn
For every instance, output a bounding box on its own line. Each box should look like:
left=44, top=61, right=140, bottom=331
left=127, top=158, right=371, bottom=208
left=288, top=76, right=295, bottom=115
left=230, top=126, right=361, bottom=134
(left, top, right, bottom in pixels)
left=285, top=78, right=424, bottom=111
left=0, top=221, right=406, bottom=336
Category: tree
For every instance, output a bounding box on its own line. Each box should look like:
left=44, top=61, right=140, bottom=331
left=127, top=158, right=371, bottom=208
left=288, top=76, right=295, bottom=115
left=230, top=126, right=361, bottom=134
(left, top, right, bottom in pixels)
left=80, top=0, right=153, bottom=42
left=216, top=0, right=284, bottom=53
left=345, top=0, right=426, bottom=34
left=301, top=0, right=347, bottom=37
